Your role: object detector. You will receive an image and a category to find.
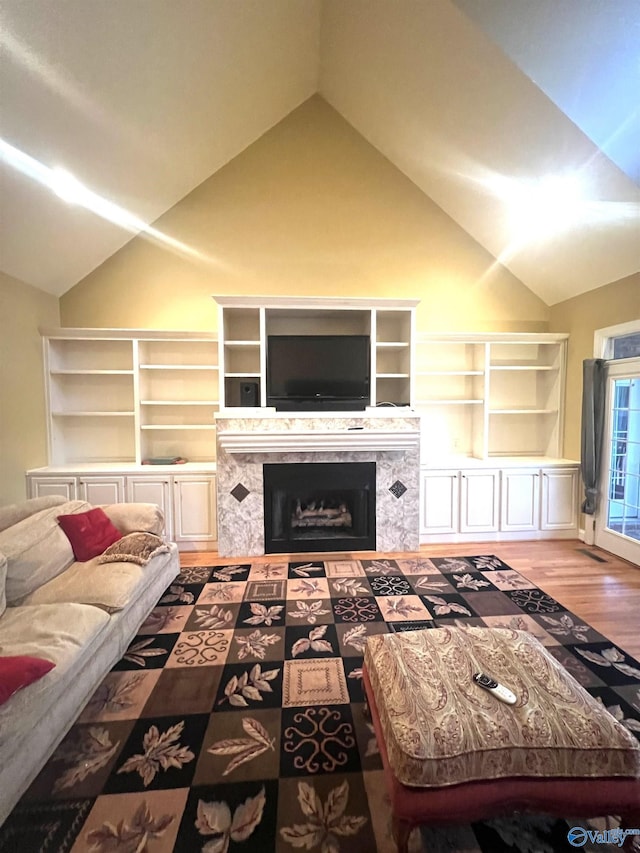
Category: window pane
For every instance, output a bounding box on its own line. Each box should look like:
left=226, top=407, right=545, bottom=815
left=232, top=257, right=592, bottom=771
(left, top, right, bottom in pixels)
left=607, top=377, right=640, bottom=542
left=612, top=333, right=640, bottom=360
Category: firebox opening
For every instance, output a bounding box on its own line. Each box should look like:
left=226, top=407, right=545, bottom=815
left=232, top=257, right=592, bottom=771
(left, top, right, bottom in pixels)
left=264, top=462, right=376, bottom=553
left=292, top=494, right=352, bottom=533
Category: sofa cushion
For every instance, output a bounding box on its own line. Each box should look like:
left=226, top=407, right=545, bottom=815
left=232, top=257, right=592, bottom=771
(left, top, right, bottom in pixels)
left=96, top=532, right=170, bottom=566
left=0, top=655, right=56, bottom=706
left=18, top=544, right=178, bottom=612
left=0, top=500, right=91, bottom=604
left=0, top=496, right=68, bottom=533
left=0, top=603, right=110, bottom=753
left=101, top=502, right=165, bottom=536
left=0, top=554, right=6, bottom=618
left=57, top=507, right=122, bottom=562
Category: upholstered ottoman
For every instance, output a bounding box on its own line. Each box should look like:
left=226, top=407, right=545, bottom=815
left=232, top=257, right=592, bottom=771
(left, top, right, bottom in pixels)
left=363, top=627, right=640, bottom=853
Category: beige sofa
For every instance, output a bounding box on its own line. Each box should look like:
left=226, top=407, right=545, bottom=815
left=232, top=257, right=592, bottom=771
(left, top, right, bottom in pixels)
left=0, top=496, right=180, bottom=825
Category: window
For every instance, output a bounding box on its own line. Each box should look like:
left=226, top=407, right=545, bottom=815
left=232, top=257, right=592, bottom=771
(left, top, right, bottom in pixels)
left=612, top=332, right=640, bottom=360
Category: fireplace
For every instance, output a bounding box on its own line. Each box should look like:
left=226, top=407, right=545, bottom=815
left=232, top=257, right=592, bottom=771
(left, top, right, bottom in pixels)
left=215, top=413, right=420, bottom=557
left=263, top=462, right=376, bottom=553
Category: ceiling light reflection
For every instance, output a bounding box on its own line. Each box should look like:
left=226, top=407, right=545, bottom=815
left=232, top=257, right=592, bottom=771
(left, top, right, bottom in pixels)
left=0, top=138, right=205, bottom=261
left=487, top=172, right=587, bottom=241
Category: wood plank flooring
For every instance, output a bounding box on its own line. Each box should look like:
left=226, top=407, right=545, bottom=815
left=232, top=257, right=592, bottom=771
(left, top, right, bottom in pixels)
left=181, top=540, right=640, bottom=660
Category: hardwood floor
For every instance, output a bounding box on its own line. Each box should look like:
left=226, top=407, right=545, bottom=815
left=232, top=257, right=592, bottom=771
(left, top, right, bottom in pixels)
left=181, top=540, right=640, bottom=660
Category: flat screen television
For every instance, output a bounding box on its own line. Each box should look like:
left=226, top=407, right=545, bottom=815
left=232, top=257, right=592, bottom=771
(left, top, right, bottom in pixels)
left=267, top=335, right=370, bottom=411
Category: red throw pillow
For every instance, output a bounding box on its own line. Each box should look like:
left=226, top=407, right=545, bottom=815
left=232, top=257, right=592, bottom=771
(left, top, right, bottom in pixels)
left=57, top=507, right=122, bottom=561
left=0, top=655, right=56, bottom=706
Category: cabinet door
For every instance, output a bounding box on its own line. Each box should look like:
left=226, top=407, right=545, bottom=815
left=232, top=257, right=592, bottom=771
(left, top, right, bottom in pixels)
left=460, top=470, right=500, bottom=533
left=500, top=469, right=540, bottom=532
left=126, top=475, right=173, bottom=538
left=420, top=470, right=459, bottom=534
left=27, top=476, right=77, bottom=501
left=173, top=475, right=217, bottom=543
left=541, top=468, right=579, bottom=530
left=79, top=477, right=126, bottom=505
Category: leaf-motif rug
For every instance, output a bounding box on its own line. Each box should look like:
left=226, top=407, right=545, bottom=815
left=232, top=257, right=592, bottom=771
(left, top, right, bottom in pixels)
left=2, top=554, right=639, bottom=853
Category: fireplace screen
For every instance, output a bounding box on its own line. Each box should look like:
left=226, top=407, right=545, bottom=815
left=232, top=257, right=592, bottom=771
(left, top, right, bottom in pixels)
left=263, top=462, right=376, bottom=553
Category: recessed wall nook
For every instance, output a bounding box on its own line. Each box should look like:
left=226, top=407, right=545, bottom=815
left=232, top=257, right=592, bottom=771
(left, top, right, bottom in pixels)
left=26, top=296, right=580, bottom=553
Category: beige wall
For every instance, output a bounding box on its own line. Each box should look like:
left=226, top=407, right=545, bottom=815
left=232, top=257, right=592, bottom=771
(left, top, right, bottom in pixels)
left=61, top=96, right=548, bottom=333
left=549, top=272, right=640, bottom=460
left=0, top=273, right=59, bottom=504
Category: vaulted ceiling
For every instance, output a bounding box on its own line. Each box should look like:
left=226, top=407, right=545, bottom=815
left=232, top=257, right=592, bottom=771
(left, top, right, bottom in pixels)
left=1, top=0, right=638, bottom=304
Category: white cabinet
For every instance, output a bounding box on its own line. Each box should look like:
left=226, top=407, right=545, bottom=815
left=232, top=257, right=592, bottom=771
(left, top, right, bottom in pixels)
left=500, top=469, right=540, bottom=532
left=78, top=476, right=126, bottom=505
left=127, top=475, right=173, bottom=536
left=460, top=470, right=500, bottom=533
left=28, top=476, right=77, bottom=501
left=420, top=470, right=459, bottom=535
left=541, top=467, right=579, bottom=531
left=419, top=463, right=579, bottom=543
left=26, top=467, right=217, bottom=550
left=173, top=475, right=217, bottom=543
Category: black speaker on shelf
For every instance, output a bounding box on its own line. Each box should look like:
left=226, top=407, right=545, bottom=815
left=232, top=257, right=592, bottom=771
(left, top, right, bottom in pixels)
left=240, top=381, right=259, bottom=407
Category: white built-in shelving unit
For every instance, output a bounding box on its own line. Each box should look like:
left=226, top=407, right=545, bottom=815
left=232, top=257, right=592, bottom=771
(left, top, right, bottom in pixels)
left=28, top=329, right=220, bottom=549
left=216, top=295, right=417, bottom=408
left=44, top=329, right=219, bottom=465
left=29, top=310, right=578, bottom=549
left=414, top=333, right=567, bottom=462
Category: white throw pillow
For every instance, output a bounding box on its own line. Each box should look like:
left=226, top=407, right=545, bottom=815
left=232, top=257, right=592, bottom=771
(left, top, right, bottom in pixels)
left=0, top=501, right=91, bottom=604
left=101, top=503, right=165, bottom=537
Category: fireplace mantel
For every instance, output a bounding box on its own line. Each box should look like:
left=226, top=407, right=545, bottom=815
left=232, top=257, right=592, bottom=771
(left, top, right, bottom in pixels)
left=217, top=427, right=419, bottom=454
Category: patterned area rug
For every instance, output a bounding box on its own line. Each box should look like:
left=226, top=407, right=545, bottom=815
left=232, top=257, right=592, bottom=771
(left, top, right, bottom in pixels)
left=2, top=554, right=639, bottom=853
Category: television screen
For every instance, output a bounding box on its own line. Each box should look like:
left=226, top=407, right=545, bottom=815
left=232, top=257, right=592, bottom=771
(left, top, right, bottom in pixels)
left=267, top=335, right=370, bottom=407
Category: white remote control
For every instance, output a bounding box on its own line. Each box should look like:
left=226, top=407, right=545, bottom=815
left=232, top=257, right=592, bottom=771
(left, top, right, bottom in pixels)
left=473, top=672, right=517, bottom=705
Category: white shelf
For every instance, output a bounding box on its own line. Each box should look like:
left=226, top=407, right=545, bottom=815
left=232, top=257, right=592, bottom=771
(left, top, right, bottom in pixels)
left=52, top=411, right=135, bottom=417
left=225, top=340, right=260, bottom=346
left=141, top=400, right=219, bottom=406
left=416, top=370, right=484, bottom=376
left=224, top=372, right=261, bottom=377
left=376, top=342, right=410, bottom=349
left=50, top=369, right=134, bottom=375
left=416, top=399, right=483, bottom=405
left=139, top=364, right=218, bottom=371
left=140, top=425, right=216, bottom=431
left=376, top=372, right=410, bottom=378
left=490, top=408, right=556, bottom=415
left=490, top=365, right=557, bottom=372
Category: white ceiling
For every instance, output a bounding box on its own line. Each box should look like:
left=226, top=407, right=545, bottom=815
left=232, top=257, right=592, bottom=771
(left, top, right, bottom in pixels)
left=1, top=0, right=638, bottom=304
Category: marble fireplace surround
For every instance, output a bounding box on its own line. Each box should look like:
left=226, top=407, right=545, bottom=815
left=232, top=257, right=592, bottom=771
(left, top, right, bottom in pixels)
left=215, top=413, right=421, bottom=557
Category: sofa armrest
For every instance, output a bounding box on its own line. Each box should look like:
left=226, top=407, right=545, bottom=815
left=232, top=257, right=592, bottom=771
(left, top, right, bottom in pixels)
left=101, top=503, right=165, bottom=536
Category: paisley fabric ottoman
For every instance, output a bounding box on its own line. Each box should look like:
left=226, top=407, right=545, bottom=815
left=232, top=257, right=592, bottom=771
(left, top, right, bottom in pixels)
left=362, top=627, right=640, bottom=853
